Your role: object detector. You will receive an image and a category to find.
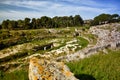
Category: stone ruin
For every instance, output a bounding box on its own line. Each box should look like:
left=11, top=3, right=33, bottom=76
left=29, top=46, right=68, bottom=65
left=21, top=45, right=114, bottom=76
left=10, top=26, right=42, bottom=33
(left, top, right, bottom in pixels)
left=29, top=57, right=78, bottom=80
left=90, top=23, right=120, bottom=49
left=55, top=23, right=120, bottom=62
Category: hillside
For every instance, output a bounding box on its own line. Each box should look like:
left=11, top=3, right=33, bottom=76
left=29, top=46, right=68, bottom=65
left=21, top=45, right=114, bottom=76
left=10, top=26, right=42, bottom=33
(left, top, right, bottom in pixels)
left=0, top=26, right=92, bottom=72
left=0, top=23, right=120, bottom=80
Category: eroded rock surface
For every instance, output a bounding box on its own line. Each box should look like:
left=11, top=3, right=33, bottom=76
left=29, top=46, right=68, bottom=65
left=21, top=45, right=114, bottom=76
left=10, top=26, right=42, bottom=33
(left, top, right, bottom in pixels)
left=29, top=57, right=78, bottom=80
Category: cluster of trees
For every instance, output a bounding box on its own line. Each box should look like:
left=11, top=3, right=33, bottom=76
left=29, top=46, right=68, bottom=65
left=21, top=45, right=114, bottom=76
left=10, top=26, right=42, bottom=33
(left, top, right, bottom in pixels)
left=0, top=15, right=83, bottom=30
left=91, top=13, right=120, bottom=25
left=1, top=13, right=120, bottom=29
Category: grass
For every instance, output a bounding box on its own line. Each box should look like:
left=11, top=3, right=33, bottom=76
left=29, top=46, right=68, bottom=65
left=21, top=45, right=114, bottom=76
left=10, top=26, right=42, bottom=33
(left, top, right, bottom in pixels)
left=0, top=50, right=28, bottom=64
left=77, top=37, right=89, bottom=49
left=83, top=33, right=97, bottom=45
left=0, top=69, right=28, bottom=80
left=67, top=50, right=120, bottom=80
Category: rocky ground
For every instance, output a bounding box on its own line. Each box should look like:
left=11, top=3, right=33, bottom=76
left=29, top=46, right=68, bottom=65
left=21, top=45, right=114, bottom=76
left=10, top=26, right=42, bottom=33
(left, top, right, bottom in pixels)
left=0, top=23, right=120, bottom=80
left=28, top=23, right=120, bottom=80
left=56, top=23, right=120, bottom=62
left=0, top=27, right=90, bottom=72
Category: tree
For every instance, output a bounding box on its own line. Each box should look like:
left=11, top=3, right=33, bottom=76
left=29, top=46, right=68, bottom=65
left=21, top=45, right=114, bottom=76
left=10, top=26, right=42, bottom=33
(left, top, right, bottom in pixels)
left=91, top=13, right=111, bottom=25
left=110, top=14, right=119, bottom=23
left=91, top=13, right=120, bottom=26
left=17, top=20, right=24, bottom=29
left=40, top=16, right=54, bottom=28
left=8, top=20, right=18, bottom=30
left=69, top=16, right=74, bottom=26
left=53, top=16, right=62, bottom=27
left=1, top=20, right=9, bottom=29
left=111, top=14, right=119, bottom=19
left=0, top=25, right=1, bottom=29
left=31, top=18, right=36, bottom=29
left=24, top=18, right=31, bottom=29
left=36, top=18, right=41, bottom=29
left=74, top=15, right=83, bottom=26
left=1, top=14, right=85, bottom=29
left=118, top=16, right=120, bottom=22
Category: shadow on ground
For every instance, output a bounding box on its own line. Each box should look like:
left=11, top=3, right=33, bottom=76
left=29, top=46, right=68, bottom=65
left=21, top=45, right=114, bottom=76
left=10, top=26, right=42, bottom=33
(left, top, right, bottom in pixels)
left=75, top=74, right=96, bottom=80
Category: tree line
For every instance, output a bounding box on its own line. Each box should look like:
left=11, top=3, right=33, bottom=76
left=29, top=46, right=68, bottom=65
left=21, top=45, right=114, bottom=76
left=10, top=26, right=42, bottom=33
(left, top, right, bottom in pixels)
left=0, top=13, right=120, bottom=30
left=0, top=15, right=83, bottom=30
left=91, top=13, right=120, bottom=26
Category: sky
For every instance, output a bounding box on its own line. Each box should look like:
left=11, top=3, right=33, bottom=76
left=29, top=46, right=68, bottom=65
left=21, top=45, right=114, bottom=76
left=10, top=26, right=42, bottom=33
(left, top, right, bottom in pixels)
left=0, top=0, right=120, bottom=23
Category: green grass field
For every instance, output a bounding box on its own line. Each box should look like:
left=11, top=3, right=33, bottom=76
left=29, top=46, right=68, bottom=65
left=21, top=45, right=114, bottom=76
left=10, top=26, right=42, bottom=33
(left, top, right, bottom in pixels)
left=67, top=50, right=120, bottom=80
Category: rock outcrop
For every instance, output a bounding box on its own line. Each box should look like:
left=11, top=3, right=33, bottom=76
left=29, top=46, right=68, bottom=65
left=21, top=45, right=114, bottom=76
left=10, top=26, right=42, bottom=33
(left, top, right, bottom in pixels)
left=90, top=23, right=120, bottom=49
left=29, top=57, right=78, bottom=80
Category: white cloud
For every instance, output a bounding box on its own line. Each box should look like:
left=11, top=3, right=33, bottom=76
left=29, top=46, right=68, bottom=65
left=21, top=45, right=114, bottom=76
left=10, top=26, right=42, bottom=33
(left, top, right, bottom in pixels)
left=0, top=0, right=118, bottom=23
left=0, top=0, right=62, bottom=11
left=63, top=0, right=116, bottom=8
left=0, top=0, right=114, bottom=12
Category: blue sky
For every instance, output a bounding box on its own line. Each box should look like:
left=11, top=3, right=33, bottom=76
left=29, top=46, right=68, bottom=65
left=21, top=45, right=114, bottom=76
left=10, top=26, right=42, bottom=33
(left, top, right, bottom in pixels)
left=0, top=0, right=120, bottom=23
